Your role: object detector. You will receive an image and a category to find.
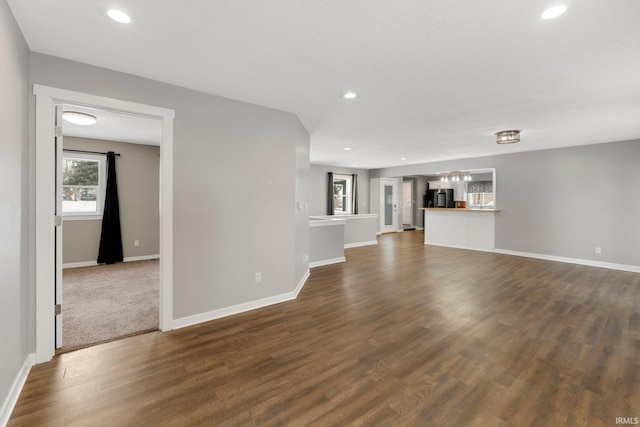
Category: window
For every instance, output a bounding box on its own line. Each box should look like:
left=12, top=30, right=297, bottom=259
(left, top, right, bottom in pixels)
left=333, top=174, right=352, bottom=215
left=62, top=153, right=106, bottom=219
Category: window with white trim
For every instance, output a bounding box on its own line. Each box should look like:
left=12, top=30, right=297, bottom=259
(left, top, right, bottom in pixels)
left=333, top=174, right=352, bottom=215
left=62, top=153, right=106, bottom=219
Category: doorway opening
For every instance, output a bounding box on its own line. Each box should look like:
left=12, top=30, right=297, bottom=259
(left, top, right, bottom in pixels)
left=402, top=180, right=415, bottom=231
left=58, top=108, right=162, bottom=351
left=34, top=85, right=174, bottom=363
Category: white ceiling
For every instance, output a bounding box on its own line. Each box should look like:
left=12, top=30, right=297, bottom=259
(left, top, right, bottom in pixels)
left=9, top=0, right=640, bottom=169
left=62, top=105, right=161, bottom=146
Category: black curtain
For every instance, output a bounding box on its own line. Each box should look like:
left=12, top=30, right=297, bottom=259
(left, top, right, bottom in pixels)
left=351, top=174, right=358, bottom=214
left=327, top=172, right=334, bottom=215
left=97, top=152, right=123, bottom=265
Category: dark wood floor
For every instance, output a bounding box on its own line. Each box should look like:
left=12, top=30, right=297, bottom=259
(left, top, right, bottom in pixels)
left=10, top=231, right=640, bottom=426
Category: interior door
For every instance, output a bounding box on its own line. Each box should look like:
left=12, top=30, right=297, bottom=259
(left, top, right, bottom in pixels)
left=380, top=179, right=398, bottom=233
left=54, top=104, right=64, bottom=348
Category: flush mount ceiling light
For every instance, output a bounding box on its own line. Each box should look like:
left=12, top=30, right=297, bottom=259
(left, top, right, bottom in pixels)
left=63, top=111, right=97, bottom=126
left=343, top=147, right=352, bottom=151
left=342, top=92, right=357, bottom=99
left=541, top=5, right=567, bottom=20
left=108, top=9, right=132, bottom=23
left=495, top=130, right=520, bottom=144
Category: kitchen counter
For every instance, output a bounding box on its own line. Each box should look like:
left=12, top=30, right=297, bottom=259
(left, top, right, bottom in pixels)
left=421, top=208, right=498, bottom=251
left=420, top=207, right=499, bottom=212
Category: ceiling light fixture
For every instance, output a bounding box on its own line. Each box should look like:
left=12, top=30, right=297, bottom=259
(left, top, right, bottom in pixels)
left=495, top=130, right=520, bottom=144
left=63, top=111, right=98, bottom=126
left=440, top=171, right=472, bottom=182
left=108, top=9, right=132, bottom=24
left=400, top=157, right=407, bottom=160
left=342, top=92, right=357, bottom=99
left=343, top=147, right=352, bottom=151
left=541, top=5, right=567, bottom=20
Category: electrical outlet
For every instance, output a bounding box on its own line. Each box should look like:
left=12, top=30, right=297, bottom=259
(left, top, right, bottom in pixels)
left=255, top=272, right=262, bottom=284
left=595, top=247, right=601, bottom=255
left=134, top=240, right=140, bottom=247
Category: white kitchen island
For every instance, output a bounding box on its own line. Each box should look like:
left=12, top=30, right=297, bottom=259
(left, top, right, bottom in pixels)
left=421, top=208, right=499, bottom=252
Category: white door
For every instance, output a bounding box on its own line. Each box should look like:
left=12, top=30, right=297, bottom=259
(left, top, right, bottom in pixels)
left=54, top=104, right=64, bottom=348
left=380, top=179, right=398, bottom=233
left=402, top=181, right=413, bottom=225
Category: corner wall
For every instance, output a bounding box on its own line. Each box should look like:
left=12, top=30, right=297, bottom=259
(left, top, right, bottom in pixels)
left=29, top=53, right=310, bottom=321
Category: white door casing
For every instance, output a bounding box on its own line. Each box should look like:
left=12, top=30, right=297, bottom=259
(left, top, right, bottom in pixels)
left=34, top=85, right=175, bottom=363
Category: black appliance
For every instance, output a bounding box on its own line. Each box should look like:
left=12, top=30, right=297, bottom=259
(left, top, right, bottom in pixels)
left=425, top=189, right=438, bottom=207
left=436, top=189, right=454, bottom=208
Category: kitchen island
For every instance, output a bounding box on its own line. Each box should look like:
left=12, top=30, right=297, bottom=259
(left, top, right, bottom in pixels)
left=420, top=208, right=499, bottom=251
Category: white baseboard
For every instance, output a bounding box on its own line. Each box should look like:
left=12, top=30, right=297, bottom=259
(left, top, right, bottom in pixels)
left=294, top=269, right=310, bottom=298
left=309, top=257, right=346, bottom=268
left=344, top=240, right=378, bottom=249
left=173, top=270, right=311, bottom=330
left=416, top=227, right=424, bottom=231
left=63, top=254, right=160, bottom=269
left=494, top=249, right=640, bottom=273
left=0, top=353, right=34, bottom=427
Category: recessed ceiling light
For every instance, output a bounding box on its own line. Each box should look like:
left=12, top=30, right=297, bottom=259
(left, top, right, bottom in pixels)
left=343, top=147, right=352, bottom=151
left=63, top=111, right=97, bottom=126
left=108, top=9, right=132, bottom=24
left=400, top=157, right=407, bottom=160
left=541, top=5, right=567, bottom=20
left=342, top=92, right=357, bottom=99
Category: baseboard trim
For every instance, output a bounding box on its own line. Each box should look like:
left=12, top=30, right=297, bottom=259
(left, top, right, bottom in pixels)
left=309, top=257, right=346, bottom=268
left=494, top=249, right=640, bottom=273
left=0, top=353, right=34, bottom=427
left=173, top=270, right=311, bottom=330
left=294, top=269, right=310, bottom=298
left=63, top=254, right=160, bottom=269
left=424, top=242, right=496, bottom=253
left=344, top=240, right=378, bottom=249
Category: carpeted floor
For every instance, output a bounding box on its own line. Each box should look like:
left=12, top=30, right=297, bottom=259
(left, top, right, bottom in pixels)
left=61, top=259, right=159, bottom=351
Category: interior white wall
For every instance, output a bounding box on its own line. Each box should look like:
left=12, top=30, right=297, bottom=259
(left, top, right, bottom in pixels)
left=0, top=0, right=31, bottom=419
left=29, top=53, right=310, bottom=321
left=309, top=164, right=369, bottom=216
left=370, top=140, right=640, bottom=268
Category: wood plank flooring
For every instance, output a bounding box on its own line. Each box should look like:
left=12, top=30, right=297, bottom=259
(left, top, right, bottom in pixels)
left=9, top=231, right=640, bottom=426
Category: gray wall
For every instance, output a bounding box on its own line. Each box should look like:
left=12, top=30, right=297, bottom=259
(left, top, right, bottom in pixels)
left=371, top=140, right=640, bottom=267
left=0, top=0, right=30, bottom=415
left=30, top=53, right=310, bottom=320
left=309, top=164, right=369, bottom=216
left=62, top=137, right=160, bottom=264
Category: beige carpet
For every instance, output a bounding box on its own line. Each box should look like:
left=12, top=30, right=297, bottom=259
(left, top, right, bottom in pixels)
left=62, top=259, right=159, bottom=351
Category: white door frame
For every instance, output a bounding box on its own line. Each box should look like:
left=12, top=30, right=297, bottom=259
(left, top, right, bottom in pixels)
left=34, top=85, right=175, bottom=363
left=380, top=178, right=398, bottom=233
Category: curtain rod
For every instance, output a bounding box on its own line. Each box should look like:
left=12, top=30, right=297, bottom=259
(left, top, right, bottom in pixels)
left=63, top=149, right=121, bottom=156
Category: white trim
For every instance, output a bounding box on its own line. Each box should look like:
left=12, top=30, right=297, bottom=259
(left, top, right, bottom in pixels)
left=34, top=85, right=175, bottom=363
left=310, top=214, right=378, bottom=220
left=416, top=227, right=424, bottom=231
left=294, top=269, right=310, bottom=298
left=494, top=249, right=640, bottom=273
left=344, top=240, right=378, bottom=249
left=425, top=242, right=496, bottom=253
left=309, top=257, right=346, bottom=268
left=0, top=353, right=34, bottom=427
left=173, top=271, right=311, bottom=330
left=62, top=254, right=160, bottom=269
left=309, top=218, right=346, bottom=227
